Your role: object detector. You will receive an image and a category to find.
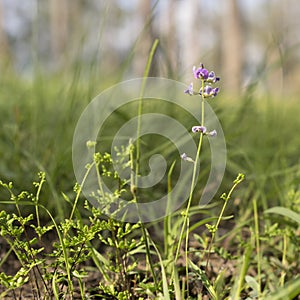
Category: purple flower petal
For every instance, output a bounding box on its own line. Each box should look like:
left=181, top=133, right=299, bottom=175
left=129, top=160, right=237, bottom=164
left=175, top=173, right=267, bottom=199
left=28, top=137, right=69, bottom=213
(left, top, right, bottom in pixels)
left=212, top=87, right=219, bottom=97
left=192, top=125, right=207, bottom=133
left=200, top=86, right=220, bottom=98
left=208, top=71, right=220, bottom=83
left=184, top=82, right=194, bottom=95
left=180, top=153, right=194, bottom=163
left=208, top=71, right=215, bottom=78
left=207, top=129, right=217, bottom=137
left=181, top=153, right=188, bottom=160
left=193, top=64, right=209, bottom=80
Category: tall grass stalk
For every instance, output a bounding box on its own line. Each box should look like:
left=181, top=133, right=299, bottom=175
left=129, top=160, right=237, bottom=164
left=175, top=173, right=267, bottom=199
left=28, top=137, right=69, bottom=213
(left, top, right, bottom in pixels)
left=134, top=38, right=159, bottom=189
left=130, top=38, right=160, bottom=290
left=253, top=198, right=262, bottom=298
left=174, top=79, right=205, bottom=275
left=164, top=160, right=176, bottom=259
left=205, top=173, right=245, bottom=271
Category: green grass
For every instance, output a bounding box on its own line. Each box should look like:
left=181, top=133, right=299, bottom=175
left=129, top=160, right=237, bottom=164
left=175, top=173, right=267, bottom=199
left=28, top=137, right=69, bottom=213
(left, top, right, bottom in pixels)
left=0, top=60, right=300, bottom=298
left=0, top=69, right=105, bottom=219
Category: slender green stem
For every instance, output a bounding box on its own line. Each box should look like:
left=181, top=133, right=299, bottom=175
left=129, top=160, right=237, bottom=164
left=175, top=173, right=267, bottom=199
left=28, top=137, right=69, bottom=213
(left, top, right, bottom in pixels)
left=185, top=217, right=190, bottom=297
left=130, top=141, right=136, bottom=198
left=253, top=198, right=261, bottom=298
left=201, top=80, right=205, bottom=126
left=69, top=161, right=95, bottom=221
left=134, top=39, right=159, bottom=190
left=13, top=187, right=50, bottom=297
left=95, top=159, right=105, bottom=199
left=205, top=173, right=245, bottom=271
left=174, top=131, right=203, bottom=263
left=35, top=172, right=45, bottom=230
left=173, top=79, right=206, bottom=278
left=280, top=232, right=287, bottom=286
left=130, top=39, right=159, bottom=289
left=164, top=160, right=176, bottom=258
left=129, top=139, right=158, bottom=288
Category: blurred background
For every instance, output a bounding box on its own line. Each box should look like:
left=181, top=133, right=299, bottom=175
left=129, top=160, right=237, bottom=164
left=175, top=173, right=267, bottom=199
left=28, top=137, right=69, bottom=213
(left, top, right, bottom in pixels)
left=1, top=0, right=300, bottom=219
left=2, top=0, right=300, bottom=94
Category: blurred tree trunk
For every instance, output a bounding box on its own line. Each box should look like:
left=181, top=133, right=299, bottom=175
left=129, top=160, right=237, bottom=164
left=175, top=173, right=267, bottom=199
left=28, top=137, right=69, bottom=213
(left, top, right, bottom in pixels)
left=0, top=0, right=11, bottom=68
left=133, top=1, right=157, bottom=76
left=221, top=0, right=243, bottom=94
left=50, top=0, right=69, bottom=67
left=69, top=0, right=84, bottom=47
left=283, top=0, right=300, bottom=93
left=165, top=0, right=177, bottom=75
left=177, top=0, right=201, bottom=79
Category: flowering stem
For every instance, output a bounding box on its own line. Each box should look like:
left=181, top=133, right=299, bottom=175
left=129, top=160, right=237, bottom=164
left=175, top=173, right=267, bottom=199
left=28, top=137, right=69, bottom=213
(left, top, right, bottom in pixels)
left=174, top=79, right=206, bottom=273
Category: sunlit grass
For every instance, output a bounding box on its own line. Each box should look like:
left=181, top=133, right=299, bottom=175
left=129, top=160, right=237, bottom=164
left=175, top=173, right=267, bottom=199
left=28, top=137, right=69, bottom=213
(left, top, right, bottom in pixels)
left=0, top=62, right=300, bottom=298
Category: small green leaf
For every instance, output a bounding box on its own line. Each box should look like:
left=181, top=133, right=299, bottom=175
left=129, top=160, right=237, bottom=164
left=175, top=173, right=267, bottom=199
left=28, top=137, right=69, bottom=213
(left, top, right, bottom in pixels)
left=245, top=275, right=259, bottom=298
left=189, top=260, right=218, bottom=300
left=61, top=192, right=72, bottom=204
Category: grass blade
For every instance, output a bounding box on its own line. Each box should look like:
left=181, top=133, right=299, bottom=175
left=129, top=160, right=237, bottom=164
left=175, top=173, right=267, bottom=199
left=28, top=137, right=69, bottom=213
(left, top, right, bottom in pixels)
left=229, top=242, right=253, bottom=300
left=264, top=276, right=300, bottom=300
left=264, top=206, right=300, bottom=225
left=151, top=240, right=170, bottom=300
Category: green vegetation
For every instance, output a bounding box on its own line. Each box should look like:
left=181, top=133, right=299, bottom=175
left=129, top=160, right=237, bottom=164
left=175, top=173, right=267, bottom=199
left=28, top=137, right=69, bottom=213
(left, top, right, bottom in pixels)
left=0, top=44, right=300, bottom=300
left=0, top=69, right=299, bottom=299
left=1, top=1, right=300, bottom=298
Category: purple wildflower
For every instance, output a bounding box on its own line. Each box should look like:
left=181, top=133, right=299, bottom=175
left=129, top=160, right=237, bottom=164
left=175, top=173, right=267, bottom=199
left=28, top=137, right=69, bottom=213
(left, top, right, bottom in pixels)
left=193, top=64, right=209, bottom=80
left=200, top=86, right=219, bottom=98
left=207, top=129, right=217, bottom=137
left=184, top=82, right=194, bottom=96
left=192, top=125, right=207, bottom=133
left=207, top=71, right=220, bottom=84
left=181, top=153, right=188, bottom=160
left=180, top=153, right=194, bottom=163
left=192, top=126, right=217, bottom=137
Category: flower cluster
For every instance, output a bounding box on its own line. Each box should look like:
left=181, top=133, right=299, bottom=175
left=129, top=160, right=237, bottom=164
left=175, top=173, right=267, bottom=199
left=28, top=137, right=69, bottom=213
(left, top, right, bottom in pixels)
left=184, top=63, right=220, bottom=98
left=192, top=126, right=217, bottom=137
left=193, top=64, right=220, bottom=83
left=182, top=64, right=220, bottom=162
left=200, top=85, right=219, bottom=98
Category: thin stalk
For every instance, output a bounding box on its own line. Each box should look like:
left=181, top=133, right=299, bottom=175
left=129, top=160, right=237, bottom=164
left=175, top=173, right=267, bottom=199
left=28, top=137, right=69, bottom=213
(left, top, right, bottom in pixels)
left=35, top=172, right=46, bottom=230
left=183, top=80, right=207, bottom=291
left=185, top=217, right=190, bottom=297
left=95, top=160, right=105, bottom=199
left=69, top=161, right=95, bottom=221
left=164, top=160, right=176, bottom=259
left=205, top=173, right=245, bottom=271
left=109, top=218, right=129, bottom=296
left=13, top=199, right=50, bottom=298
left=130, top=40, right=159, bottom=289
left=129, top=141, right=158, bottom=288
left=41, top=204, right=74, bottom=296
left=280, top=233, right=287, bottom=286
left=253, top=198, right=262, bottom=298
left=174, top=79, right=205, bottom=267
left=134, top=38, right=159, bottom=190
